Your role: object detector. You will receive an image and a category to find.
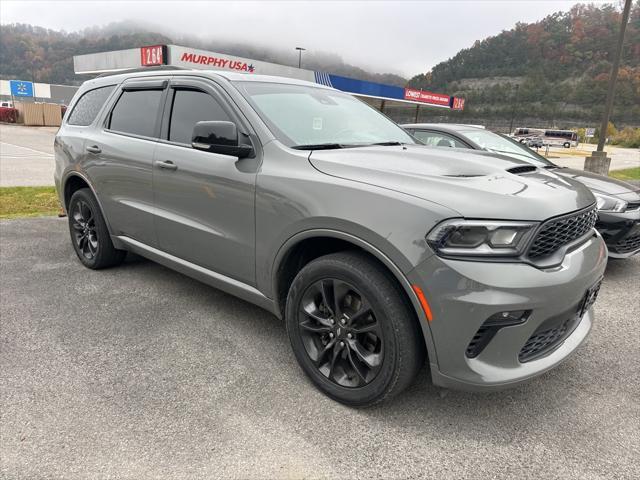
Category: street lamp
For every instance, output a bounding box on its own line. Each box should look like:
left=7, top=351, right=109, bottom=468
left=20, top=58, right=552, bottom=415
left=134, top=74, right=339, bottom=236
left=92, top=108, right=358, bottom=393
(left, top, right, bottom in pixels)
left=295, top=47, right=306, bottom=69
left=584, top=0, right=632, bottom=175
left=508, top=84, right=520, bottom=134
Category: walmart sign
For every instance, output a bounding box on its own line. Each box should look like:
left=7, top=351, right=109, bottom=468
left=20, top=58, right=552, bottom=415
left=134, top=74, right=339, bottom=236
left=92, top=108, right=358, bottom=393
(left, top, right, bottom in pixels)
left=9, top=80, right=34, bottom=97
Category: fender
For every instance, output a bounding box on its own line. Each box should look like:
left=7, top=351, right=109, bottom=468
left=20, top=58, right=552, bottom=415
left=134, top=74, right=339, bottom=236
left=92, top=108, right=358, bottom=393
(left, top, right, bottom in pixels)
left=62, top=170, right=117, bottom=240
left=272, top=228, right=439, bottom=366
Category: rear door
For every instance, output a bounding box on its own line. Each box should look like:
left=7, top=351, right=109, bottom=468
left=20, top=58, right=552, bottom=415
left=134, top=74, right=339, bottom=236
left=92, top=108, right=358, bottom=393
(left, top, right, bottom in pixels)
left=89, top=77, right=169, bottom=246
left=152, top=76, right=258, bottom=285
left=57, top=84, right=117, bottom=197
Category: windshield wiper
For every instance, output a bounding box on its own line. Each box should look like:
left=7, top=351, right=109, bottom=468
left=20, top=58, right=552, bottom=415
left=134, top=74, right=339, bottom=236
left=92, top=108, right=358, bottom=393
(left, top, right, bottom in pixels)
left=368, top=141, right=404, bottom=146
left=292, top=141, right=408, bottom=150
left=292, top=143, right=347, bottom=150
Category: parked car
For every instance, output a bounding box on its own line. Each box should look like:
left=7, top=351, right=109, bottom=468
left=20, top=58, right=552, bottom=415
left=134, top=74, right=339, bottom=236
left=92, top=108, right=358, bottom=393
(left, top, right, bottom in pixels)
left=403, top=123, right=640, bottom=259
left=55, top=70, right=606, bottom=406
left=525, top=136, right=544, bottom=148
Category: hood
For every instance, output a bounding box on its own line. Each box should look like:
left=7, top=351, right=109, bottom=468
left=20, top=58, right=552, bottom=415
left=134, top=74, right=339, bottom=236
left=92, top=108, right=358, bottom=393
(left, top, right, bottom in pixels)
left=554, top=167, right=640, bottom=201
left=308, top=145, right=595, bottom=221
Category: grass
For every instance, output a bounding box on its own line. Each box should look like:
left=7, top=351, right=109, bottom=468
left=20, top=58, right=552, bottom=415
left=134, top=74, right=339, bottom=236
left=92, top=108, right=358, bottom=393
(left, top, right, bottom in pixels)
left=0, top=186, right=61, bottom=219
left=609, top=167, right=640, bottom=182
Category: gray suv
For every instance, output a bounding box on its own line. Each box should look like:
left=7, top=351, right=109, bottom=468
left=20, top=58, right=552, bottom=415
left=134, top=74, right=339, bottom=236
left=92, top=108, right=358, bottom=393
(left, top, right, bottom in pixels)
left=55, top=69, right=607, bottom=406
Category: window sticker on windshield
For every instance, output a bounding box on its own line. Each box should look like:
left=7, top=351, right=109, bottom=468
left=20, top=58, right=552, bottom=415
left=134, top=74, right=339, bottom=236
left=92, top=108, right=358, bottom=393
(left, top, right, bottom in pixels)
left=313, top=117, right=323, bottom=130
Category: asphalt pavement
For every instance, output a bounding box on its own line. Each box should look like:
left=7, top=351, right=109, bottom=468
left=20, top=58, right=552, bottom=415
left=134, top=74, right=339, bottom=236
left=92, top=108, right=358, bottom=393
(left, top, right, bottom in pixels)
left=0, top=125, right=57, bottom=187
left=1, top=216, right=639, bottom=479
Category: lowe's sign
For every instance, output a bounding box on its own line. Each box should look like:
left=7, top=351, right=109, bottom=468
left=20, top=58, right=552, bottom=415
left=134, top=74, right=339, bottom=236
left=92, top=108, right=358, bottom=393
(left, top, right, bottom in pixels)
left=10, top=80, right=34, bottom=97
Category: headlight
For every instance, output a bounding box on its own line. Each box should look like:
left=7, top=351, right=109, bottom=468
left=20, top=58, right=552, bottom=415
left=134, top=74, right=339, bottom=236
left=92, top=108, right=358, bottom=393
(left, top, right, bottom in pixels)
left=427, top=219, right=537, bottom=257
left=594, top=193, right=627, bottom=212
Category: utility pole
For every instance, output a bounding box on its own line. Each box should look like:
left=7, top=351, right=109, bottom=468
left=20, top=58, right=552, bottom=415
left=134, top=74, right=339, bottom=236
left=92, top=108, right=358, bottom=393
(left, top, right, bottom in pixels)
left=508, top=84, right=520, bottom=134
left=585, top=0, right=632, bottom=174
left=295, top=47, right=306, bottom=69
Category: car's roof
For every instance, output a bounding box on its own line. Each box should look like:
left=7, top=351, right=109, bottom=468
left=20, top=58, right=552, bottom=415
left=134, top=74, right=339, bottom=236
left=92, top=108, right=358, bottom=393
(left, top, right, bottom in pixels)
left=401, top=123, right=485, bottom=132
left=82, top=68, right=331, bottom=90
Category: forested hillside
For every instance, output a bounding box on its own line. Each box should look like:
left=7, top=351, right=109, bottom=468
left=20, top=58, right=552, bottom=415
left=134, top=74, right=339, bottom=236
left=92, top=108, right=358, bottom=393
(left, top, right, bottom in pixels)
left=0, top=22, right=406, bottom=87
left=2, top=3, right=639, bottom=127
left=409, top=2, right=640, bottom=127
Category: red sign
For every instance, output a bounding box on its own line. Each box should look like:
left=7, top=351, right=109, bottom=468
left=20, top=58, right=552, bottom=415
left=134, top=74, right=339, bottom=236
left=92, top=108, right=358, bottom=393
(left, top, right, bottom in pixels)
left=179, top=52, right=255, bottom=72
left=452, top=97, right=465, bottom=110
left=141, top=45, right=164, bottom=66
left=404, top=88, right=450, bottom=107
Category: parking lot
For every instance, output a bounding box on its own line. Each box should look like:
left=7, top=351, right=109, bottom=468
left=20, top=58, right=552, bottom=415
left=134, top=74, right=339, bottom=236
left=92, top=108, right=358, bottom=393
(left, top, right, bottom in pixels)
left=1, top=216, right=639, bottom=479
left=1, top=124, right=639, bottom=188
left=0, top=125, right=57, bottom=187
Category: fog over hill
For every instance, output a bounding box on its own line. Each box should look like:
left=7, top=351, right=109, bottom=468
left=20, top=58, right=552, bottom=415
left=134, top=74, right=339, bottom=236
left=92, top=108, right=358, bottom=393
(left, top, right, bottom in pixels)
left=0, top=21, right=407, bottom=86
left=1, top=2, right=638, bottom=127
left=409, top=2, right=639, bottom=127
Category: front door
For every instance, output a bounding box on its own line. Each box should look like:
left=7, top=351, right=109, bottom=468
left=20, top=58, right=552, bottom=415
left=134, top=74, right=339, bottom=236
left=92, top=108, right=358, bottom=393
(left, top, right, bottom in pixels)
left=152, top=78, right=258, bottom=285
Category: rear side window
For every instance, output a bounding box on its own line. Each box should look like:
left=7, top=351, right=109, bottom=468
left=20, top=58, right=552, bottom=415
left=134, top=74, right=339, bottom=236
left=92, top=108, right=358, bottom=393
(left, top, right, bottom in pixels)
left=109, top=89, right=164, bottom=138
left=168, top=89, right=231, bottom=144
left=67, top=86, right=115, bottom=126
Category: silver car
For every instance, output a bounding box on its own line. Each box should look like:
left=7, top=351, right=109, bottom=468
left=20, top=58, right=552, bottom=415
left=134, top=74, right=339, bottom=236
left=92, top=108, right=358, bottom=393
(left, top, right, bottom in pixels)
left=55, top=69, right=606, bottom=406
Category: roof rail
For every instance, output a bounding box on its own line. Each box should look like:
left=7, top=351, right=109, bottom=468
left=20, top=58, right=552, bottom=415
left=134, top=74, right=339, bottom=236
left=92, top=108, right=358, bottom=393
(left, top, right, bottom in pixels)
left=96, top=66, right=190, bottom=78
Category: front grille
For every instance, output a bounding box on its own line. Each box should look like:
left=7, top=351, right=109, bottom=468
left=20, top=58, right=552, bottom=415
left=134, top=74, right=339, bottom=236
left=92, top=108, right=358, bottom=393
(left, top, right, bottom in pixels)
left=519, top=280, right=601, bottom=362
left=519, top=318, right=574, bottom=362
left=625, top=201, right=640, bottom=212
left=615, top=231, right=640, bottom=254
left=527, top=206, right=597, bottom=260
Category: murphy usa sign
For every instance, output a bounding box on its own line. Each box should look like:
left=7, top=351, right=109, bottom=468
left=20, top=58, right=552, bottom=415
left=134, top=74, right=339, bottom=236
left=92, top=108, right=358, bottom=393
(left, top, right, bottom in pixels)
left=76, top=45, right=464, bottom=110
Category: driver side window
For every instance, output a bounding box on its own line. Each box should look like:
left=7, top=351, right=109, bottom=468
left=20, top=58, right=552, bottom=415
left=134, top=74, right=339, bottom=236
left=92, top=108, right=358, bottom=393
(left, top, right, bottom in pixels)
left=168, top=89, right=231, bottom=145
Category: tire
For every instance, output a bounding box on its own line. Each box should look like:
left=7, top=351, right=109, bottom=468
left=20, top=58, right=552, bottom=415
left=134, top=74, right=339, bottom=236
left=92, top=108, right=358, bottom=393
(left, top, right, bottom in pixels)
left=67, top=188, right=126, bottom=269
left=563, top=142, right=571, bottom=148
left=285, top=251, right=424, bottom=407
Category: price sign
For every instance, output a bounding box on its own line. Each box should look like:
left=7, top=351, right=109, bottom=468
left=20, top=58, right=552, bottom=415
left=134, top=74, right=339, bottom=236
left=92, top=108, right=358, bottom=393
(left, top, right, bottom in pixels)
left=141, top=45, right=164, bottom=66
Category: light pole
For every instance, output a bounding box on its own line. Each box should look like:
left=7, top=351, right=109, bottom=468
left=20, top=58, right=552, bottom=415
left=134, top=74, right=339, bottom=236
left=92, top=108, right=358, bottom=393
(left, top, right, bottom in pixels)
left=596, top=0, right=632, bottom=153
left=584, top=0, right=632, bottom=175
left=508, top=84, right=520, bottom=134
left=295, top=47, right=306, bottom=69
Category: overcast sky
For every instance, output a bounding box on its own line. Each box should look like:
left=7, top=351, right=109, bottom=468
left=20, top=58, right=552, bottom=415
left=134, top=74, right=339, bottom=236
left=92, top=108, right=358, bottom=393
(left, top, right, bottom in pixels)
left=1, top=0, right=614, bottom=77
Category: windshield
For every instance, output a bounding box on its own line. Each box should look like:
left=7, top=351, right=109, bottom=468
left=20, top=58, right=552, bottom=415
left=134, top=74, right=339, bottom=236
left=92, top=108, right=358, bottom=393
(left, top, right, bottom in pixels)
left=236, top=82, right=416, bottom=148
left=462, top=129, right=556, bottom=167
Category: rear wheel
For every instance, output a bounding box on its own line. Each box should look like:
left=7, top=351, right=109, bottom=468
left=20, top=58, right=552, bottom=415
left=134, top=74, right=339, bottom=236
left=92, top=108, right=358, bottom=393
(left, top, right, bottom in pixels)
left=285, top=251, right=424, bottom=407
left=68, top=188, right=126, bottom=269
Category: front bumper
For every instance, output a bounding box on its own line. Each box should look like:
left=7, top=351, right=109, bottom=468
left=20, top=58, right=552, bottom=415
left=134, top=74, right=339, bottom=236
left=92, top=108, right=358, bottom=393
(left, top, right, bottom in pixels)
left=407, top=231, right=607, bottom=391
left=597, top=209, right=640, bottom=258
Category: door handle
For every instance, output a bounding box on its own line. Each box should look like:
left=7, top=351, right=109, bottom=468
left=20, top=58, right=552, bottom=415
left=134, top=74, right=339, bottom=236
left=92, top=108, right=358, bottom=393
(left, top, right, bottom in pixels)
left=86, top=145, right=101, bottom=154
left=156, top=160, right=178, bottom=171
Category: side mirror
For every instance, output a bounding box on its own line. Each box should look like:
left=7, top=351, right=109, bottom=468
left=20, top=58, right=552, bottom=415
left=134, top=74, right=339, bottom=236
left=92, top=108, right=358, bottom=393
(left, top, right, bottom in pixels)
left=191, top=121, right=253, bottom=158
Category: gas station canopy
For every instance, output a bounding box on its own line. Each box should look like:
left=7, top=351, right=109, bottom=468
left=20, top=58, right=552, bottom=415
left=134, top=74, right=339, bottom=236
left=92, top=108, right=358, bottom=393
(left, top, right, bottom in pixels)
left=73, top=44, right=465, bottom=112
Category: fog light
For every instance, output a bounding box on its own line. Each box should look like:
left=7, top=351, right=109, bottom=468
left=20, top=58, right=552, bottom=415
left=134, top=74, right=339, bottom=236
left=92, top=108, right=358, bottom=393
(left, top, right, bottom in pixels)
left=466, top=310, right=531, bottom=358
left=484, top=310, right=529, bottom=326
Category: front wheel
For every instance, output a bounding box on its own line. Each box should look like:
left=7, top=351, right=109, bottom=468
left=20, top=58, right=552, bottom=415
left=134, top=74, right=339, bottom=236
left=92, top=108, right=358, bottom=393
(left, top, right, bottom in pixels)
left=563, top=142, right=571, bottom=148
left=68, top=188, right=126, bottom=269
left=285, top=251, right=424, bottom=407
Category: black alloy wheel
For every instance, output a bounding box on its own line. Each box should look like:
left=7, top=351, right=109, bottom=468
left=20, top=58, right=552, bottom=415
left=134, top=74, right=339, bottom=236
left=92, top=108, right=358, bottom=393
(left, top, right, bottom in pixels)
left=71, top=199, right=99, bottom=260
left=298, top=278, right=383, bottom=388
left=67, top=188, right=126, bottom=269
left=286, top=251, right=424, bottom=407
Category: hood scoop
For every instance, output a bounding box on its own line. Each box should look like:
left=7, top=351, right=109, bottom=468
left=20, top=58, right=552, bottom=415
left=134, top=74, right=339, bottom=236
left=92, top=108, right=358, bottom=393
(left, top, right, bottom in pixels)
left=507, top=165, right=538, bottom=175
